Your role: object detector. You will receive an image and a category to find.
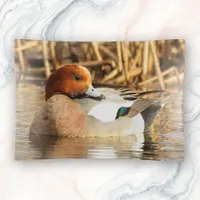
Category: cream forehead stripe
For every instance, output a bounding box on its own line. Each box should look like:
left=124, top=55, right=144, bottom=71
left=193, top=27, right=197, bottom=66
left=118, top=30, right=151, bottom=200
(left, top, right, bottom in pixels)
left=78, top=65, right=91, bottom=78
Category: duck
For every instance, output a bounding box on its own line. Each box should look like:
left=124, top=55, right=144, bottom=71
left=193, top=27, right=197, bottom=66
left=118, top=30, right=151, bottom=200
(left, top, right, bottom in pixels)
left=29, top=64, right=169, bottom=141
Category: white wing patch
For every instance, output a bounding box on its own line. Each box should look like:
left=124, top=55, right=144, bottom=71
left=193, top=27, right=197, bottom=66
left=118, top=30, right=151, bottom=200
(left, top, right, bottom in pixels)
left=88, top=101, right=134, bottom=122
left=88, top=102, right=121, bottom=122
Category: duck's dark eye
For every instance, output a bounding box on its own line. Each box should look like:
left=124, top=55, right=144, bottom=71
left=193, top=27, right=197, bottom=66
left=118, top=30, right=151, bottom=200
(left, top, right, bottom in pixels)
left=74, top=75, right=82, bottom=81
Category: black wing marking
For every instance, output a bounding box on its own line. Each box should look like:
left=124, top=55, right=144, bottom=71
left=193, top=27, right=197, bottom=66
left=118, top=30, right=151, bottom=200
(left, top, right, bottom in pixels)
left=117, top=88, right=165, bottom=101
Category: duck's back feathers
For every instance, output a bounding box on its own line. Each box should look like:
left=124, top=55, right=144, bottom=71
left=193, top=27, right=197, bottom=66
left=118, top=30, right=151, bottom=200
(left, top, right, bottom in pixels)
left=76, top=87, right=168, bottom=123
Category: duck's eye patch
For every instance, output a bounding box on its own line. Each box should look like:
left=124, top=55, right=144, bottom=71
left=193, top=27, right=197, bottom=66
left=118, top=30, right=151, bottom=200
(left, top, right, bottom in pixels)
left=74, top=75, right=82, bottom=81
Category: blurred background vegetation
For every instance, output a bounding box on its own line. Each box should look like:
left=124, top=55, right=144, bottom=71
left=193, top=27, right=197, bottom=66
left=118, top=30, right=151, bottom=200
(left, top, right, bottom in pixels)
left=15, top=39, right=184, bottom=91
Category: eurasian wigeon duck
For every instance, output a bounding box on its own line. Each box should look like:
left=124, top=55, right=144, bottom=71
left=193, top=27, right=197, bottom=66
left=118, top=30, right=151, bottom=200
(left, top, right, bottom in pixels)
left=29, top=65, right=168, bottom=141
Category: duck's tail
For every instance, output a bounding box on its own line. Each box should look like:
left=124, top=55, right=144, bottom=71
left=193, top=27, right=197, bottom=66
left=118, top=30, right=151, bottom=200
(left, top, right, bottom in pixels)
left=127, top=95, right=170, bottom=131
left=141, top=98, right=168, bottom=132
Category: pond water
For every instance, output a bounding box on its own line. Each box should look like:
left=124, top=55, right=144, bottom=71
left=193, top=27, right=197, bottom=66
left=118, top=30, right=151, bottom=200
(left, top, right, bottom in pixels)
left=15, top=84, right=184, bottom=160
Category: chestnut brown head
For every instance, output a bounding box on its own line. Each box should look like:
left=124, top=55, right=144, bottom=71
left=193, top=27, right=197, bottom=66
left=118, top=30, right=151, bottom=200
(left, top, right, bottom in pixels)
left=45, top=65, right=105, bottom=101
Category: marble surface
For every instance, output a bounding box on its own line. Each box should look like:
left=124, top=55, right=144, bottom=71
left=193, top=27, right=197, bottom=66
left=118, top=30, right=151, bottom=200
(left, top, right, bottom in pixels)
left=0, top=0, right=200, bottom=199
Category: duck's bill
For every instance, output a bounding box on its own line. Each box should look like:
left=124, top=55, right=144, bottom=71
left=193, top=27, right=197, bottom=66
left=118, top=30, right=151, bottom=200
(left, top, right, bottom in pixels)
left=86, top=86, right=105, bottom=100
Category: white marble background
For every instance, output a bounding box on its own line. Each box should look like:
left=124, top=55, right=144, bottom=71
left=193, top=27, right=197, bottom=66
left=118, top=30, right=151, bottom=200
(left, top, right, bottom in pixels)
left=0, top=0, right=200, bottom=199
